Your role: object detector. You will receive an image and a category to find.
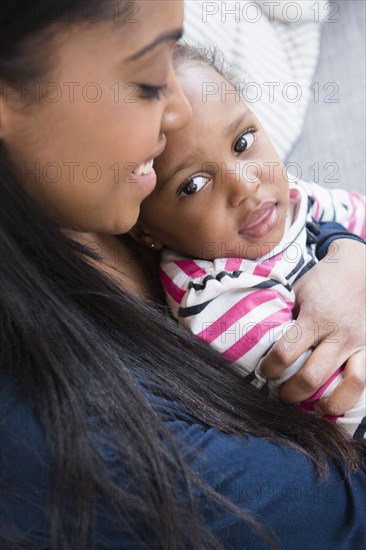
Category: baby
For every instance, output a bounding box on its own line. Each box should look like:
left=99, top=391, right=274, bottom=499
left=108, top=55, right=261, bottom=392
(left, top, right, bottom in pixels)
left=132, top=44, right=366, bottom=439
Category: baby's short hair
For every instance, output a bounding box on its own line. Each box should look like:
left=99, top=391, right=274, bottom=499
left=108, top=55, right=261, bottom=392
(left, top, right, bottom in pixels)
left=172, top=42, right=238, bottom=88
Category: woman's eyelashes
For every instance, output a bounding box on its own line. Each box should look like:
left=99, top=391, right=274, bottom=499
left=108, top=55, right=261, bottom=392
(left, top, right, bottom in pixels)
left=179, top=175, right=210, bottom=197
left=138, top=83, right=169, bottom=100
left=233, top=128, right=257, bottom=153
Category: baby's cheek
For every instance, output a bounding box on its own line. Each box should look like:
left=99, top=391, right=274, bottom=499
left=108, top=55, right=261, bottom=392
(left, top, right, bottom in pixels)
left=198, top=225, right=225, bottom=258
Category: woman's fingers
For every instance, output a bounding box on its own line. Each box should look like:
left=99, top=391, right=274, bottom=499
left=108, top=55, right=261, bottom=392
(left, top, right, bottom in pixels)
left=260, top=322, right=316, bottom=380
left=313, top=350, right=366, bottom=416
left=261, top=312, right=365, bottom=408
left=262, top=240, right=365, bottom=406
left=276, top=338, right=343, bottom=403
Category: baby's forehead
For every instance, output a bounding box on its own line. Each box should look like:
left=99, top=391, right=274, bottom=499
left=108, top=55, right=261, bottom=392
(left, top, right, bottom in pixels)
left=177, top=62, right=239, bottom=106
left=153, top=61, right=253, bottom=187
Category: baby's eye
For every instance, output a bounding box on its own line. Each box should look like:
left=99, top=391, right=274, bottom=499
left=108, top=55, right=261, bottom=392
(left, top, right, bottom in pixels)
left=179, top=175, right=209, bottom=196
left=233, top=130, right=256, bottom=153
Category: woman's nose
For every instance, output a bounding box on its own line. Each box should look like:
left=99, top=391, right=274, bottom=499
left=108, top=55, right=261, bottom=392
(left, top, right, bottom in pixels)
left=160, top=69, right=192, bottom=134
left=224, top=164, right=260, bottom=207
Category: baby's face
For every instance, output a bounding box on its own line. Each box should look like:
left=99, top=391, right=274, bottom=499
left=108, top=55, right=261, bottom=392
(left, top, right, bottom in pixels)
left=138, top=64, right=289, bottom=260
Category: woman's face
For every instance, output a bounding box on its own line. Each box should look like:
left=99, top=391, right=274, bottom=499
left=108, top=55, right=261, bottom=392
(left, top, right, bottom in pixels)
left=0, top=0, right=191, bottom=234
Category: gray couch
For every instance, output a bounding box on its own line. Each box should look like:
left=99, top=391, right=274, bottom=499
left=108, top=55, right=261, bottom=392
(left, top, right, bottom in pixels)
left=287, top=0, right=365, bottom=193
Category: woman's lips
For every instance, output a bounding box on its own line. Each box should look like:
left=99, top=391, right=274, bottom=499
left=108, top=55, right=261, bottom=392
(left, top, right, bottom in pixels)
left=129, top=141, right=167, bottom=195
left=129, top=158, right=157, bottom=196
left=239, top=203, right=279, bottom=238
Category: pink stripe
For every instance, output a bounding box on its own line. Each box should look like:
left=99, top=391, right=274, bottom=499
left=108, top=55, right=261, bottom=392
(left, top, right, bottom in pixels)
left=225, top=258, right=242, bottom=271
left=223, top=308, right=292, bottom=363
left=175, top=260, right=206, bottom=278
left=289, top=188, right=298, bottom=201
left=300, top=366, right=345, bottom=422
left=312, top=192, right=321, bottom=219
left=253, top=250, right=285, bottom=277
left=302, top=366, right=344, bottom=403
left=347, top=193, right=358, bottom=233
left=159, top=269, right=185, bottom=304
left=197, top=290, right=284, bottom=344
left=253, top=263, right=275, bottom=278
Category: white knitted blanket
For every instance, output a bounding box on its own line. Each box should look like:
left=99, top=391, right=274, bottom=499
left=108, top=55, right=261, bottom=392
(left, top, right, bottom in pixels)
left=184, top=0, right=329, bottom=159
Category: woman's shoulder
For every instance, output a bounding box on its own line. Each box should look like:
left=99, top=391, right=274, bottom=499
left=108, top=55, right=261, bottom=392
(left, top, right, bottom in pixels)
left=2, top=374, right=366, bottom=549
left=161, top=403, right=366, bottom=548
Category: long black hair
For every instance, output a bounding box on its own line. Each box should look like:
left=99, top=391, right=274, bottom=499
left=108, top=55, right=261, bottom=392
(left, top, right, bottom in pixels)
left=0, top=2, right=363, bottom=549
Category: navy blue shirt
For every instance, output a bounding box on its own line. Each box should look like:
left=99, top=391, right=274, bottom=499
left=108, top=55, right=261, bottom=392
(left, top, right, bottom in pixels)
left=1, top=371, right=366, bottom=549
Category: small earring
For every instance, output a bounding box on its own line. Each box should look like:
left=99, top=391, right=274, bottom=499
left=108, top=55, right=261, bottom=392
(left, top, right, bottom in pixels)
left=150, top=243, right=155, bottom=249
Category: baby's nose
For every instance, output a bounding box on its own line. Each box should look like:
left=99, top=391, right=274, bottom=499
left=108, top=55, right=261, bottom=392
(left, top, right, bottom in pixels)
left=224, top=163, right=261, bottom=206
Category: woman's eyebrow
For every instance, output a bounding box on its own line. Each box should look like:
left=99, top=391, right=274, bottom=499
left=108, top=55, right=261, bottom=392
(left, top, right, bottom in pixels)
left=126, top=28, right=183, bottom=62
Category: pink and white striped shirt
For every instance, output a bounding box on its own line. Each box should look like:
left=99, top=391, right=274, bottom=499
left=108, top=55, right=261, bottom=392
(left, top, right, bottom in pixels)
left=160, top=181, right=366, bottom=438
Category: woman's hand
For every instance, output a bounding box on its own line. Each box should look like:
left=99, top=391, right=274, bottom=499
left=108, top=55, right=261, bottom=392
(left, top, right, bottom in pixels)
left=260, top=239, right=366, bottom=416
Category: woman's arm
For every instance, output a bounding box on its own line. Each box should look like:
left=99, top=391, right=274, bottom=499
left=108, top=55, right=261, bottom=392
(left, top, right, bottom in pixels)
left=261, top=238, right=366, bottom=416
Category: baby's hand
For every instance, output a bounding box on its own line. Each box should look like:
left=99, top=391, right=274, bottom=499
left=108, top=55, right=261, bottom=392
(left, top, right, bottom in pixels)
left=260, top=239, right=366, bottom=416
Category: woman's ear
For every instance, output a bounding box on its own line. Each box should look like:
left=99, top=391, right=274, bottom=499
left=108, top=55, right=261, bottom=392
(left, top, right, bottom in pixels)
left=128, top=221, right=164, bottom=251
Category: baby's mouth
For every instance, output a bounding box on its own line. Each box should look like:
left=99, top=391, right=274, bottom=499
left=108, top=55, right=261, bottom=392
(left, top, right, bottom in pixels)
left=239, top=202, right=279, bottom=238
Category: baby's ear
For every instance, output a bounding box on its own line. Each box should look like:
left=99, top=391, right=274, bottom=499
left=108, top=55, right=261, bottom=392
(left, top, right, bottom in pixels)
left=128, top=221, right=164, bottom=251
